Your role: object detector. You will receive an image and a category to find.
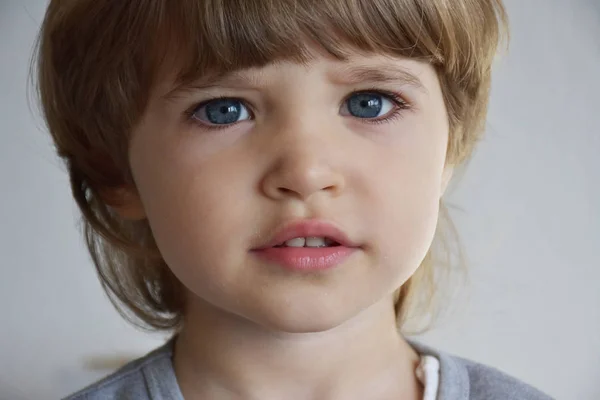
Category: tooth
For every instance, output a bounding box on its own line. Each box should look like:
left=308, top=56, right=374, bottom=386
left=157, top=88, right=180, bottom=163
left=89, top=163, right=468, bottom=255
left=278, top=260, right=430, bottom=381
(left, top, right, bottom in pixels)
left=306, top=237, right=326, bottom=247
left=284, top=237, right=306, bottom=247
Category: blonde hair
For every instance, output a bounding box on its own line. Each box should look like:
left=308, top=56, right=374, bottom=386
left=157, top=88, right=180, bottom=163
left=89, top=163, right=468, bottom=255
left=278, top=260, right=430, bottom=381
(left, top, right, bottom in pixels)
left=35, top=0, right=508, bottom=334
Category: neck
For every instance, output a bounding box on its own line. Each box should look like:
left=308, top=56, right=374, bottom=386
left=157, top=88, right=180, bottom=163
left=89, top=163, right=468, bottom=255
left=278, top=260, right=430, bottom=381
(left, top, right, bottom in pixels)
left=173, top=296, right=423, bottom=400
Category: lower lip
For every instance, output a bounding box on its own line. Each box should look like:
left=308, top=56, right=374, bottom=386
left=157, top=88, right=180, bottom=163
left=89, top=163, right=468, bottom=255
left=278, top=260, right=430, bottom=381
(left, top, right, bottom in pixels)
left=251, top=246, right=357, bottom=272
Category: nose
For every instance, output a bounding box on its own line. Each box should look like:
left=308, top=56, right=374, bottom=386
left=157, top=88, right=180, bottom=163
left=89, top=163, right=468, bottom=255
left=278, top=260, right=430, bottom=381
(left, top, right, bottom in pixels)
left=260, top=124, right=346, bottom=202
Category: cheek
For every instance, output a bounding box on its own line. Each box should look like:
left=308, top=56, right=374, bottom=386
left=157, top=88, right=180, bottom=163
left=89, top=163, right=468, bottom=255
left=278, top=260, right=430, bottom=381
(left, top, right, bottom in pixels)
left=129, top=137, right=254, bottom=285
left=371, top=169, right=441, bottom=275
left=365, top=124, right=446, bottom=275
left=376, top=189, right=440, bottom=274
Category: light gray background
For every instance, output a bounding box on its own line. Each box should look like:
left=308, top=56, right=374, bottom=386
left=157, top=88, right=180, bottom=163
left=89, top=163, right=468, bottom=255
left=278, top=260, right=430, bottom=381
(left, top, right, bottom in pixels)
left=1, top=0, right=598, bottom=399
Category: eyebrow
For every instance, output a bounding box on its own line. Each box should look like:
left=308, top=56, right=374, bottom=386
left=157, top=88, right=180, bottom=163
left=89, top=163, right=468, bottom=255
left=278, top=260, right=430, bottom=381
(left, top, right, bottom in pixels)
left=163, top=63, right=426, bottom=100
left=329, top=65, right=427, bottom=92
left=163, top=71, right=264, bottom=100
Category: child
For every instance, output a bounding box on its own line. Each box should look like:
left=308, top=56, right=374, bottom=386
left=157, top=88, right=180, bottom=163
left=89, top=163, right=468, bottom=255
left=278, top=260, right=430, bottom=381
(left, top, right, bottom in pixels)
left=36, top=0, right=552, bottom=399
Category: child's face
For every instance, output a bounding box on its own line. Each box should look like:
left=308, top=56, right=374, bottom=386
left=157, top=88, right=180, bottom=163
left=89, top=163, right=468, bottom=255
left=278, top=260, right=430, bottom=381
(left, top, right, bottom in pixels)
left=123, top=46, right=453, bottom=332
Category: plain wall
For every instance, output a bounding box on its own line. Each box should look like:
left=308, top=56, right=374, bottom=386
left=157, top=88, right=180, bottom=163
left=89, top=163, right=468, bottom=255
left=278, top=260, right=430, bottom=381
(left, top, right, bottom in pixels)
left=1, top=0, right=599, bottom=399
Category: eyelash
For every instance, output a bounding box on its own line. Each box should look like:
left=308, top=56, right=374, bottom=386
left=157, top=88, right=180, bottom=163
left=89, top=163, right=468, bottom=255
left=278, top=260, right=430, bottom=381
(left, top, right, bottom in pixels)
left=184, top=89, right=412, bottom=131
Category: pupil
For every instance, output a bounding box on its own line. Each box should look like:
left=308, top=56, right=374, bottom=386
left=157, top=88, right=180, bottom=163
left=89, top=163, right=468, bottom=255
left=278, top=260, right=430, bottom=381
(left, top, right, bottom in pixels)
left=349, top=94, right=382, bottom=118
left=206, top=100, right=241, bottom=124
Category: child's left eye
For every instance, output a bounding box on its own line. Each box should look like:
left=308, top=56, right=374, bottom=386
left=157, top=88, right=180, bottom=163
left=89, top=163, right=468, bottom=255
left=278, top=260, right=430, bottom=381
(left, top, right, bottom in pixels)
left=340, top=91, right=407, bottom=121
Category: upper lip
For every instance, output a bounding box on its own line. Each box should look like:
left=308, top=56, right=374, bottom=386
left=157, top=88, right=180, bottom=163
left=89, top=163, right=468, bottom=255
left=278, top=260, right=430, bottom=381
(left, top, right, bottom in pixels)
left=253, top=219, right=360, bottom=250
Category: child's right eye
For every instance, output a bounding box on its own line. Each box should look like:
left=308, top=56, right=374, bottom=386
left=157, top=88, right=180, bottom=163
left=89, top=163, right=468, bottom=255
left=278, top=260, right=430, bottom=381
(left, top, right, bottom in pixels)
left=188, top=97, right=252, bottom=128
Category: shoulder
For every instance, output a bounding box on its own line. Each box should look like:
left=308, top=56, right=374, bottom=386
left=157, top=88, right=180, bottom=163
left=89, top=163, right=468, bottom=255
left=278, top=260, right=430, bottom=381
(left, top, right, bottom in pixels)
left=407, top=339, right=553, bottom=400
left=62, top=340, right=179, bottom=400
left=453, top=354, right=553, bottom=400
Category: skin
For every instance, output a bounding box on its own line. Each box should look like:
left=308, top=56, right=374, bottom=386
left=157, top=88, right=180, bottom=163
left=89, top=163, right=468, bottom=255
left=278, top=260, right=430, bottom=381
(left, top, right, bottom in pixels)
left=112, top=45, right=454, bottom=400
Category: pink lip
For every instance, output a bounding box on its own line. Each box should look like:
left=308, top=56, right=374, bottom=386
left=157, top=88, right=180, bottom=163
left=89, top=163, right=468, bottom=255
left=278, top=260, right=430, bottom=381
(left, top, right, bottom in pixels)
left=251, top=219, right=360, bottom=272
left=253, top=246, right=357, bottom=272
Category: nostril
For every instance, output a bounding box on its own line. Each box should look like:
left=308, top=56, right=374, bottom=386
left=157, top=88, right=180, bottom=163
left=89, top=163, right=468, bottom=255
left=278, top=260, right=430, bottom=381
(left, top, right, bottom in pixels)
left=277, top=187, right=295, bottom=194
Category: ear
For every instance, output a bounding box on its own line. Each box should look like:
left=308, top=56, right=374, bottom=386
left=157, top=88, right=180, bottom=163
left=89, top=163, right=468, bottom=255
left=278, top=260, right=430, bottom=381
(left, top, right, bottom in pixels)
left=98, top=186, right=147, bottom=221
left=440, top=165, right=454, bottom=197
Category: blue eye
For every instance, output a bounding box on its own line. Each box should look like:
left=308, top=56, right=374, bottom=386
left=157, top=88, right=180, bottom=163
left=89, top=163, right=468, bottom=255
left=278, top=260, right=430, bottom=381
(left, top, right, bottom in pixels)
left=188, top=92, right=406, bottom=129
left=341, top=92, right=396, bottom=119
left=191, top=98, right=251, bottom=126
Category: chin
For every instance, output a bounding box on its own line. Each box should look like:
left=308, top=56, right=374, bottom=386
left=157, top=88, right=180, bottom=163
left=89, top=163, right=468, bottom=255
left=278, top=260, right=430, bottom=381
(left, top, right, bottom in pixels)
left=246, top=298, right=369, bottom=335
left=258, top=315, right=350, bottom=334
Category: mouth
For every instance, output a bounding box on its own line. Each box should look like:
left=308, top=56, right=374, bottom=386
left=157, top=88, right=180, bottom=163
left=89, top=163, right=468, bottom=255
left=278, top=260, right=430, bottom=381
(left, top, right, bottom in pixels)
left=273, top=236, right=342, bottom=248
left=250, top=219, right=360, bottom=272
left=253, top=219, right=360, bottom=250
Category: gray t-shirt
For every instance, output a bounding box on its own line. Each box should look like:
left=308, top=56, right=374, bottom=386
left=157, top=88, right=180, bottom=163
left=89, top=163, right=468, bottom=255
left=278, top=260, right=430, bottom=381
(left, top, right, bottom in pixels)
left=63, top=338, right=553, bottom=399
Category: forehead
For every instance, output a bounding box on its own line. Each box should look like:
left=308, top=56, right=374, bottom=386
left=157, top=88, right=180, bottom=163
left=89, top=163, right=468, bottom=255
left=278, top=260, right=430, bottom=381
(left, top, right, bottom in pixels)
left=158, top=47, right=434, bottom=100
